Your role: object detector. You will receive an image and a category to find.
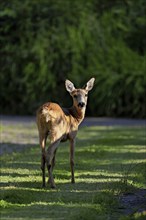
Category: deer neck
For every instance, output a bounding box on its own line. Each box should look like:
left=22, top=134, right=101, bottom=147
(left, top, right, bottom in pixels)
left=70, top=105, right=86, bottom=125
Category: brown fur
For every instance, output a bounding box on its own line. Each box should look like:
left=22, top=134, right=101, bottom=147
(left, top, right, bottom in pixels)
left=36, top=78, right=95, bottom=188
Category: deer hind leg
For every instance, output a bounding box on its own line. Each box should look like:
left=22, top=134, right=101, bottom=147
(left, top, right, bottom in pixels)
left=46, top=140, right=60, bottom=188
left=47, top=149, right=57, bottom=184
left=52, top=149, right=57, bottom=171
left=40, top=133, right=47, bottom=188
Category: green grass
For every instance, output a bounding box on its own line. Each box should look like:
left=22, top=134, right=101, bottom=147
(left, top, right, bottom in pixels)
left=0, top=124, right=146, bottom=220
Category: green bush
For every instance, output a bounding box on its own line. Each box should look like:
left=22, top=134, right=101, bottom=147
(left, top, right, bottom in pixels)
left=0, top=0, right=145, bottom=117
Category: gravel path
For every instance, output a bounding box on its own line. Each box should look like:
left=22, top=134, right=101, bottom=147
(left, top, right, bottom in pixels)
left=119, top=189, right=146, bottom=216
left=1, top=115, right=146, bottom=126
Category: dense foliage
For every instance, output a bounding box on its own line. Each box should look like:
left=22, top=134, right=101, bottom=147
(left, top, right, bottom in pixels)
left=0, top=0, right=146, bottom=117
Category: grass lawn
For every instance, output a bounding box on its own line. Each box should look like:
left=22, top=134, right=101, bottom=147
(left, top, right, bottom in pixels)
left=0, top=123, right=146, bottom=220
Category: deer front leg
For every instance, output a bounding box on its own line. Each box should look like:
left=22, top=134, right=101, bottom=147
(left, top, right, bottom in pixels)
left=70, top=139, right=75, bottom=183
left=46, top=140, right=60, bottom=188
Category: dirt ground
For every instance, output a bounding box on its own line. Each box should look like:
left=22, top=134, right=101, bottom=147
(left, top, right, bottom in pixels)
left=119, top=189, right=146, bottom=216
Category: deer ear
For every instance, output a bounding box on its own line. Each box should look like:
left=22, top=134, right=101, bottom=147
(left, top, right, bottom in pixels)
left=65, top=79, right=76, bottom=93
left=83, top=77, right=95, bottom=91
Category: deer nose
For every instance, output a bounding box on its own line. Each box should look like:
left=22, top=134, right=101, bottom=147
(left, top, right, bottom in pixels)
left=78, top=102, right=85, bottom=108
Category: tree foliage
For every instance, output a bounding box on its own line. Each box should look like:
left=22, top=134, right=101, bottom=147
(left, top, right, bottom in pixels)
left=0, top=0, right=146, bottom=117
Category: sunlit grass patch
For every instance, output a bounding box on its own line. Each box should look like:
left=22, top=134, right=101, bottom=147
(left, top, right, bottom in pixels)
left=0, top=125, right=146, bottom=219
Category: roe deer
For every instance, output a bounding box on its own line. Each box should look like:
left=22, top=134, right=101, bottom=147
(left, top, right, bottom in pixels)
left=36, top=78, right=95, bottom=188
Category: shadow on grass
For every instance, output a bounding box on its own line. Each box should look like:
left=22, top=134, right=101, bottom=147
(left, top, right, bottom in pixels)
left=0, top=143, right=38, bottom=156
left=79, top=126, right=145, bottom=146
left=1, top=141, right=145, bottom=190
left=1, top=201, right=109, bottom=220
left=0, top=170, right=140, bottom=194
left=1, top=178, right=135, bottom=220
left=0, top=180, right=119, bottom=206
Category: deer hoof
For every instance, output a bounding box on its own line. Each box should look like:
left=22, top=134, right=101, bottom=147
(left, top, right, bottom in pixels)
left=71, top=179, right=75, bottom=184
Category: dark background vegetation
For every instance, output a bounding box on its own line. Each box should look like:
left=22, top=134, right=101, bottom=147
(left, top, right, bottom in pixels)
left=0, top=0, right=146, bottom=117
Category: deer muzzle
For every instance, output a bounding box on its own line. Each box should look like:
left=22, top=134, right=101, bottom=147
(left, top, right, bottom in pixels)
left=78, top=102, right=85, bottom=108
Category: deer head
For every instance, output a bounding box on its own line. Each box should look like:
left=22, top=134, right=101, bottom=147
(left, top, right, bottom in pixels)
left=65, top=78, right=95, bottom=110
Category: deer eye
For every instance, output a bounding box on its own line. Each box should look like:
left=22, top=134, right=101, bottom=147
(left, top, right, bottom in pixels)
left=73, top=95, right=77, bottom=98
